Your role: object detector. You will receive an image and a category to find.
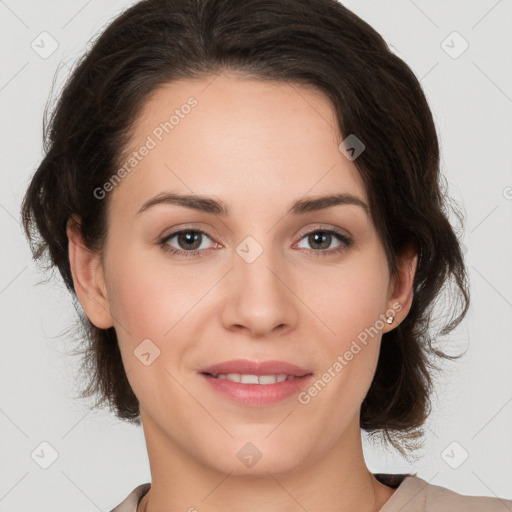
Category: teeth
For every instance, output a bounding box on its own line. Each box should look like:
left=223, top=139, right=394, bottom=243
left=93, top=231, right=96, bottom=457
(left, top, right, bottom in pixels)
left=213, top=373, right=292, bottom=384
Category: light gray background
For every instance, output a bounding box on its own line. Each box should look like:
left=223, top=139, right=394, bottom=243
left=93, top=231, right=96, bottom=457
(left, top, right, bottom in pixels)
left=1, top=0, right=511, bottom=510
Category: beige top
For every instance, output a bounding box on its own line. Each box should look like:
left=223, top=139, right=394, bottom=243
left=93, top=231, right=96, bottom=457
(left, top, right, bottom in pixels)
left=109, top=473, right=512, bottom=511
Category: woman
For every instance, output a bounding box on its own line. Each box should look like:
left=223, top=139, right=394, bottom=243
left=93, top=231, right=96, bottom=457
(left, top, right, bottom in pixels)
left=21, top=0, right=511, bottom=510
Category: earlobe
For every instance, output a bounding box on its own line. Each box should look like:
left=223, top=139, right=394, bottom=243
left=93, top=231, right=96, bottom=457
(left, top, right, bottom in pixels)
left=385, top=243, right=418, bottom=329
left=66, top=216, right=114, bottom=329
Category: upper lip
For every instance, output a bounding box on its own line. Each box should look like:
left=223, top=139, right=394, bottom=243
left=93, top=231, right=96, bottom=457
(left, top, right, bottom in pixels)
left=199, top=359, right=312, bottom=377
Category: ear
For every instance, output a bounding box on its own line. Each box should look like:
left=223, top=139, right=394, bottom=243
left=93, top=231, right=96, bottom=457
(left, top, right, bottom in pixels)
left=66, top=216, right=114, bottom=329
left=383, top=242, right=418, bottom=331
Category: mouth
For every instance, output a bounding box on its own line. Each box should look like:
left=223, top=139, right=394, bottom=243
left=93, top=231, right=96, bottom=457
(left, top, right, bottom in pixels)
left=201, top=372, right=307, bottom=384
left=198, top=359, right=314, bottom=406
left=198, top=358, right=312, bottom=378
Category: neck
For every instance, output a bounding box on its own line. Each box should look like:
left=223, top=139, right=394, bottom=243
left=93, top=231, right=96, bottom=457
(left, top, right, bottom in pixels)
left=138, top=412, right=396, bottom=512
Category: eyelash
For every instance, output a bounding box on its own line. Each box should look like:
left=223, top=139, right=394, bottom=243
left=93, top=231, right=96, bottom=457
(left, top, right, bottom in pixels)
left=158, top=227, right=352, bottom=258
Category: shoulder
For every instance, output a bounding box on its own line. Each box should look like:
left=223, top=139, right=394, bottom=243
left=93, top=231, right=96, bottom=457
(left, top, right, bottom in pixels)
left=386, top=474, right=512, bottom=512
left=109, top=477, right=512, bottom=512
left=422, top=477, right=512, bottom=512
left=109, top=483, right=151, bottom=512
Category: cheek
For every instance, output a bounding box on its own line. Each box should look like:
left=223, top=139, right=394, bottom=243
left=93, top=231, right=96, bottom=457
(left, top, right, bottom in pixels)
left=105, top=245, right=208, bottom=340
left=301, top=252, right=390, bottom=412
left=104, top=247, right=198, bottom=414
left=309, top=253, right=390, bottom=344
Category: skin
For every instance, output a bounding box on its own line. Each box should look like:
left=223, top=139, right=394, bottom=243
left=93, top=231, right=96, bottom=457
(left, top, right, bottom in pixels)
left=67, top=73, right=417, bottom=512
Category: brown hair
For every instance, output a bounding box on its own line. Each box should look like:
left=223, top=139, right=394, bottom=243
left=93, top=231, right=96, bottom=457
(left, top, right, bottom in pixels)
left=21, top=0, right=469, bottom=459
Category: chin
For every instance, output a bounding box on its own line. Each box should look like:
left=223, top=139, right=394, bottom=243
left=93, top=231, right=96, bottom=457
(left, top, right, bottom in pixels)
left=199, top=436, right=310, bottom=478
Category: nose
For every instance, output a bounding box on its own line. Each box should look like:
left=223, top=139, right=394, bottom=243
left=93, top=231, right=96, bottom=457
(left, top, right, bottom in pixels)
left=220, top=244, right=299, bottom=338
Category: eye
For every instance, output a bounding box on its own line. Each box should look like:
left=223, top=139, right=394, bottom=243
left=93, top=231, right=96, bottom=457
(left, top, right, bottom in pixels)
left=295, top=228, right=352, bottom=257
left=159, top=229, right=217, bottom=257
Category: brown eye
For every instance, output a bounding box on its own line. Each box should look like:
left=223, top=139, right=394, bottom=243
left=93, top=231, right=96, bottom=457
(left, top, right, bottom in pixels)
left=159, top=229, right=215, bottom=257
left=296, top=229, right=352, bottom=257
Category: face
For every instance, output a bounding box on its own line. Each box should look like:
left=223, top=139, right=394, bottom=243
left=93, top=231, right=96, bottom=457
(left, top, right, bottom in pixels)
left=74, top=73, right=411, bottom=477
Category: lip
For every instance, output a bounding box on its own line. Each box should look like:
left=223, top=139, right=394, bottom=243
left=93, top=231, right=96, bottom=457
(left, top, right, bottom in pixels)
left=198, top=359, right=312, bottom=377
left=198, top=359, right=314, bottom=406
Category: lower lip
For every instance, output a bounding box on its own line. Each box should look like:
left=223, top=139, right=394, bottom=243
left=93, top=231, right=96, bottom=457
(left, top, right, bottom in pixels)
left=200, top=373, right=314, bottom=406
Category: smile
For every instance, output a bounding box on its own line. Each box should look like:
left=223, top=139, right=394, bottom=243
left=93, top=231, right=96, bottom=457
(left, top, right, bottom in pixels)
left=205, top=373, right=299, bottom=384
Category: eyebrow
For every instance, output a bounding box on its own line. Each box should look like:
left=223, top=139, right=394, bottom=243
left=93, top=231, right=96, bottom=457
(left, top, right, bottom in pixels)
left=136, top=191, right=370, bottom=217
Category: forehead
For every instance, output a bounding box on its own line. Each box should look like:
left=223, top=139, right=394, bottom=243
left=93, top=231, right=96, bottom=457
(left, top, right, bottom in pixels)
left=111, top=74, right=369, bottom=220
